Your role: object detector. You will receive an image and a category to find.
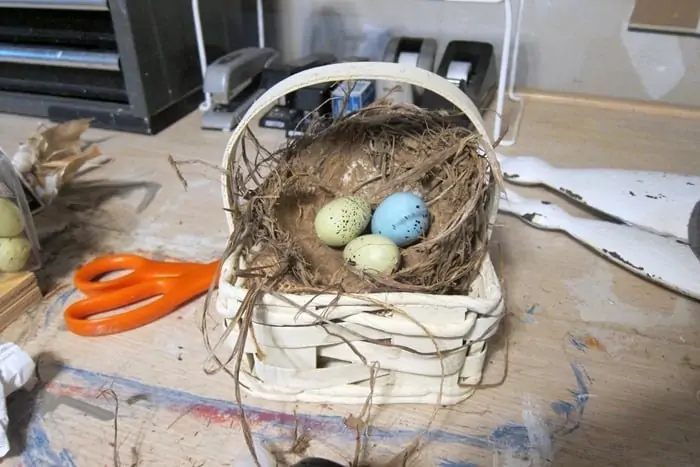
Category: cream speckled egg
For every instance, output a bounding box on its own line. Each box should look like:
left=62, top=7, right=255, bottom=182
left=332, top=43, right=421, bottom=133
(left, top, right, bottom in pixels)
left=343, top=234, right=400, bottom=275
left=314, top=196, right=372, bottom=247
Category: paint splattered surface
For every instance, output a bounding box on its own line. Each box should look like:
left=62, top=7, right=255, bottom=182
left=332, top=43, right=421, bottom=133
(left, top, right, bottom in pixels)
left=1, top=106, right=700, bottom=466
left=7, top=362, right=593, bottom=466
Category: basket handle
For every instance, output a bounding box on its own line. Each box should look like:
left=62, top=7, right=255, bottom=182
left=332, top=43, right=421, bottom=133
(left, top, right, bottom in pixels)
left=221, top=61, right=499, bottom=233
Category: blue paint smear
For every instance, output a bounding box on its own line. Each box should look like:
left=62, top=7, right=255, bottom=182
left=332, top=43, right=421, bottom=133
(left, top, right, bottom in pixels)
left=521, top=305, right=537, bottom=324
left=550, top=400, right=575, bottom=416
left=550, top=362, right=590, bottom=434
left=44, top=288, right=78, bottom=329
left=22, top=421, right=76, bottom=467
left=17, top=362, right=590, bottom=465
left=439, top=460, right=479, bottom=467
left=569, top=338, right=587, bottom=352
left=490, top=423, right=531, bottom=453
left=58, top=365, right=491, bottom=448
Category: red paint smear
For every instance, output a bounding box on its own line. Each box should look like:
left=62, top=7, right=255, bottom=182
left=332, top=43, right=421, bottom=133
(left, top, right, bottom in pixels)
left=46, top=383, right=243, bottom=427
left=43, top=381, right=322, bottom=431
left=45, top=381, right=92, bottom=397
left=188, top=403, right=238, bottom=424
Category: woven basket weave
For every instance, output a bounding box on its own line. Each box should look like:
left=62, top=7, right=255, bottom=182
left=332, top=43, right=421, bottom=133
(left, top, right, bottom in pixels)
left=216, top=62, right=504, bottom=405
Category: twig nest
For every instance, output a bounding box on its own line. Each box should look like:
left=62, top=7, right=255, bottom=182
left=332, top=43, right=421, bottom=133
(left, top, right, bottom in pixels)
left=227, top=103, right=499, bottom=295
left=343, top=234, right=401, bottom=275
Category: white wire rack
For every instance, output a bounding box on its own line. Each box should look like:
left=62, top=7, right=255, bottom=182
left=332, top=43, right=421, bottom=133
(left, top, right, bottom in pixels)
left=444, top=0, right=525, bottom=145
left=192, top=0, right=525, bottom=145
left=192, top=0, right=265, bottom=112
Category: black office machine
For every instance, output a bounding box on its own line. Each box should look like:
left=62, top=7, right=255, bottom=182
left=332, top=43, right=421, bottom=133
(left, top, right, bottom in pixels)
left=422, top=41, right=498, bottom=117
left=258, top=52, right=336, bottom=132
left=0, top=0, right=258, bottom=134
left=284, top=80, right=336, bottom=138
left=201, top=47, right=280, bottom=131
left=378, top=36, right=437, bottom=105
left=285, top=56, right=375, bottom=138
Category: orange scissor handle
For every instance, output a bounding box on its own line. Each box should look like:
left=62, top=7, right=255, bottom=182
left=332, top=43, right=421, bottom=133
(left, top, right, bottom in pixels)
left=65, top=259, right=220, bottom=337
left=74, top=254, right=214, bottom=294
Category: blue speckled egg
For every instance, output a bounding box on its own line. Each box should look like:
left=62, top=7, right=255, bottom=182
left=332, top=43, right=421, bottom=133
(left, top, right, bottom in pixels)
left=371, top=192, right=430, bottom=247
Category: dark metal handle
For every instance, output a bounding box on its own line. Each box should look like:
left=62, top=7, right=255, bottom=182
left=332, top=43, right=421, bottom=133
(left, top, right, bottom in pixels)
left=0, top=45, right=119, bottom=71
left=291, top=458, right=346, bottom=467
left=690, top=201, right=700, bottom=261
left=0, top=0, right=108, bottom=10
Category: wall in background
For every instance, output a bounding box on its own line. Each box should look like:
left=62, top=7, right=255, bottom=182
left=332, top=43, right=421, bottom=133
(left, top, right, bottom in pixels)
left=273, top=0, right=700, bottom=106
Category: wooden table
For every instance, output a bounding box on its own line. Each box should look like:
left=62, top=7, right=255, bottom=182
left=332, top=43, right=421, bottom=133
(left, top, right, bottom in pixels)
left=0, top=95, right=699, bottom=467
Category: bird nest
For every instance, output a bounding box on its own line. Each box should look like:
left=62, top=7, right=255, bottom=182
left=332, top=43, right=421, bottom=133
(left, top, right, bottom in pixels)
left=224, top=103, right=500, bottom=296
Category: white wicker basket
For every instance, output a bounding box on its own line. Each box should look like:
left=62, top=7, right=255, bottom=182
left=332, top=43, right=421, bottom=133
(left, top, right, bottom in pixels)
left=215, top=62, right=504, bottom=405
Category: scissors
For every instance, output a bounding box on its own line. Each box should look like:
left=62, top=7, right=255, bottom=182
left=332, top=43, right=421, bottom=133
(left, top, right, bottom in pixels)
left=64, top=254, right=220, bottom=337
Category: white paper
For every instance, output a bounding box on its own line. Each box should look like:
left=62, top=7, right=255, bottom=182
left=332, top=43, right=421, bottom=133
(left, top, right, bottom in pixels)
left=0, top=342, right=36, bottom=458
left=397, top=51, right=419, bottom=67
left=446, top=60, right=472, bottom=84
left=233, top=438, right=277, bottom=467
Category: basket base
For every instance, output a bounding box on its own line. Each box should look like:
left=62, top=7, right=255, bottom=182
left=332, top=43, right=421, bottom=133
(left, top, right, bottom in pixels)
left=230, top=333, right=487, bottom=405
left=238, top=373, right=479, bottom=405
left=221, top=323, right=491, bottom=405
left=215, top=253, right=504, bottom=405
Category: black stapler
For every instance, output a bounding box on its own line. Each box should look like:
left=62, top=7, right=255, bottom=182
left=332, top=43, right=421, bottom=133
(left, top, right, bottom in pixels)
left=201, top=47, right=280, bottom=131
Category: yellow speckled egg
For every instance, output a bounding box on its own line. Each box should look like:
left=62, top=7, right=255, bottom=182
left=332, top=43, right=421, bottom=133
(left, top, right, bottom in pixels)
left=314, top=196, right=372, bottom=247
left=343, top=234, right=400, bottom=275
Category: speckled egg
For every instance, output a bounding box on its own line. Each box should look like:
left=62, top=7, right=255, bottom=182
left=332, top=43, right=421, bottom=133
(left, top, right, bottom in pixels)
left=343, top=234, right=400, bottom=275
left=0, top=235, right=32, bottom=273
left=371, top=192, right=430, bottom=247
left=314, top=196, right=372, bottom=247
left=0, top=198, right=23, bottom=237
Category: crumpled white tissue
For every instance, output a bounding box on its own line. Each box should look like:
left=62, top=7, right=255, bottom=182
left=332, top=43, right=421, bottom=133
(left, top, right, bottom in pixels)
left=233, top=438, right=277, bottom=467
left=0, top=342, right=36, bottom=458
left=11, top=143, right=37, bottom=175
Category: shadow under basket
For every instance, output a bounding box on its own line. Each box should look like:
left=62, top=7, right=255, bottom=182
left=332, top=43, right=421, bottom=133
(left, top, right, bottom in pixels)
left=214, top=61, right=505, bottom=405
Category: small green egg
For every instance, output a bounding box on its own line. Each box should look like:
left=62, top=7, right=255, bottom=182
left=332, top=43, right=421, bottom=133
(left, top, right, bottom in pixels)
left=314, top=196, right=372, bottom=247
left=0, top=235, right=32, bottom=273
left=343, top=234, right=400, bottom=275
left=0, top=198, right=23, bottom=238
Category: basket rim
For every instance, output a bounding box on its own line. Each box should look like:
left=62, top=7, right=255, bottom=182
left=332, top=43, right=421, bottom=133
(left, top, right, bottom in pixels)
left=219, top=61, right=501, bottom=235
left=216, top=251, right=504, bottom=319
